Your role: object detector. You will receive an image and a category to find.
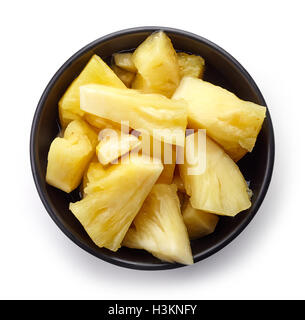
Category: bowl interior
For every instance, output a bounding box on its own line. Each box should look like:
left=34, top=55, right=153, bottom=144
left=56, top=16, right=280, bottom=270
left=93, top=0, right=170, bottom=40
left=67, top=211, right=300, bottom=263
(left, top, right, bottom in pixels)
left=31, top=27, right=274, bottom=270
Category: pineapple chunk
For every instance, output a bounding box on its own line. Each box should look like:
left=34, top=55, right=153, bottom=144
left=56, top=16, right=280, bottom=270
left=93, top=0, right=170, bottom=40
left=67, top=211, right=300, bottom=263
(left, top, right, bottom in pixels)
left=111, top=64, right=135, bottom=88
left=46, top=120, right=98, bottom=193
left=179, top=133, right=251, bottom=216
left=64, top=119, right=98, bottom=146
left=80, top=84, right=187, bottom=146
left=84, top=113, right=120, bottom=130
left=123, top=184, right=193, bottom=265
left=132, top=31, right=180, bottom=97
left=173, top=77, right=266, bottom=161
left=113, top=52, right=137, bottom=72
left=131, top=74, right=150, bottom=91
left=96, top=128, right=141, bottom=165
left=177, top=52, right=205, bottom=78
left=140, top=134, right=176, bottom=184
left=69, top=155, right=163, bottom=251
left=82, top=160, right=107, bottom=196
left=80, top=159, right=96, bottom=198
left=182, top=200, right=219, bottom=239
left=59, top=54, right=126, bottom=128
left=172, top=168, right=187, bottom=207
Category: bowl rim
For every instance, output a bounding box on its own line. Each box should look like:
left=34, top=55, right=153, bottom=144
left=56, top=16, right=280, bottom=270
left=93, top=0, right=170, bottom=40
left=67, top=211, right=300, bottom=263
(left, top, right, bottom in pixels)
left=30, top=26, right=275, bottom=270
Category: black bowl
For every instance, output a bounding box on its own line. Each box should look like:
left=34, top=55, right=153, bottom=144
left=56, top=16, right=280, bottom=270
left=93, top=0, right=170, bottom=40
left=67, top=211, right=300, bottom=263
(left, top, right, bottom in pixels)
left=30, top=27, right=275, bottom=270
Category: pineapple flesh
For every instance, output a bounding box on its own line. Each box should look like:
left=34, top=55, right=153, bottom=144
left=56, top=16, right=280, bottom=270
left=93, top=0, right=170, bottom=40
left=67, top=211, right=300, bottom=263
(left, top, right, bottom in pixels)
left=96, top=128, right=141, bottom=165
left=177, top=52, right=205, bottom=78
left=179, top=133, right=251, bottom=216
left=69, top=155, right=163, bottom=251
left=59, top=54, right=126, bottom=128
left=182, top=199, right=219, bottom=240
left=123, top=184, right=193, bottom=265
left=80, top=156, right=97, bottom=198
left=46, top=120, right=98, bottom=193
left=81, top=156, right=105, bottom=198
left=131, top=73, right=150, bottom=91
left=132, top=31, right=180, bottom=97
left=111, top=64, right=135, bottom=88
left=84, top=113, right=121, bottom=130
left=113, top=52, right=137, bottom=72
left=80, top=84, right=187, bottom=146
left=140, top=134, right=176, bottom=184
left=173, top=77, right=266, bottom=161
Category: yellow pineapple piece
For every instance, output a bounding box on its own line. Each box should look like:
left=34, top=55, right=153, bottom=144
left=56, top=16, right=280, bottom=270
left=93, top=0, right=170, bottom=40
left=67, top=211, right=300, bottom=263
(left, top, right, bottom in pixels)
left=80, top=84, right=187, bottom=146
left=132, top=31, right=180, bottom=97
left=172, top=168, right=187, bottom=207
left=69, top=155, right=163, bottom=251
left=59, top=54, right=126, bottom=128
left=84, top=113, right=119, bottom=130
left=173, top=77, right=266, bottom=161
left=96, top=128, right=141, bottom=165
left=182, top=200, right=219, bottom=239
left=155, top=144, right=176, bottom=184
left=84, top=113, right=130, bottom=134
left=64, top=119, right=98, bottom=145
left=140, top=134, right=176, bottom=184
left=46, top=120, right=98, bottom=193
left=82, top=160, right=107, bottom=196
left=179, top=133, right=251, bottom=216
left=80, top=154, right=100, bottom=197
left=113, top=52, right=137, bottom=72
left=111, top=64, right=135, bottom=88
left=131, top=74, right=150, bottom=91
left=177, top=52, right=205, bottom=78
left=123, top=184, right=193, bottom=265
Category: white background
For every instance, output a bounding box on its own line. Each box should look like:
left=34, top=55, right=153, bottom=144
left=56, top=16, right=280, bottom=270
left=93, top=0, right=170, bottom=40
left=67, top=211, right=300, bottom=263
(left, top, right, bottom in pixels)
left=1, top=0, right=304, bottom=300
